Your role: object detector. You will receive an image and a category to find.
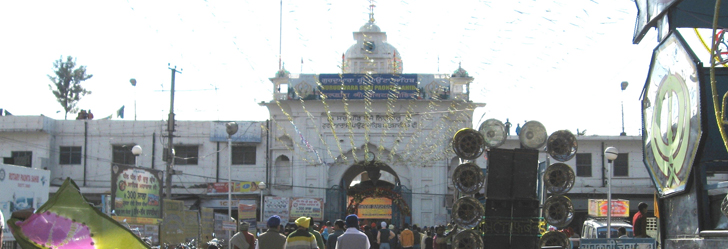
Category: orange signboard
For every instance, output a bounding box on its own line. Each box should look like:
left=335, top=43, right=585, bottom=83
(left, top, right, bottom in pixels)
left=349, top=197, right=392, bottom=219
left=588, top=199, right=630, bottom=217
left=238, top=204, right=257, bottom=220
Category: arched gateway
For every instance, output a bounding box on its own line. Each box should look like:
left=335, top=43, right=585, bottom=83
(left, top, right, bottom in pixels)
left=325, top=149, right=412, bottom=228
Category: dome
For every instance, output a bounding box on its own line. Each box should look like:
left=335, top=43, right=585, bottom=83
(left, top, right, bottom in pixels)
left=275, top=66, right=290, bottom=78
left=452, top=64, right=469, bottom=77
left=359, top=22, right=381, bottom=32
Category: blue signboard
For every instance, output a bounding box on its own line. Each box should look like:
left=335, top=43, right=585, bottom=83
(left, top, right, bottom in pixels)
left=318, top=74, right=418, bottom=99
left=579, top=238, right=657, bottom=249
left=209, top=121, right=262, bottom=143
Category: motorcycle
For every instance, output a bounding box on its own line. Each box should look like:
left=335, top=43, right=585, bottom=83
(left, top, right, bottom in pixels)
left=206, top=233, right=224, bottom=249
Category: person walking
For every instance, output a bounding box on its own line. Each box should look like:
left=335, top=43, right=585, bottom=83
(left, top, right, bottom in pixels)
left=230, top=221, right=257, bottom=249
left=308, top=218, right=326, bottom=249
left=335, top=214, right=370, bottom=249
left=399, top=223, right=414, bottom=249
left=377, top=222, right=395, bottom=249
left=326, top=219, right=345, bottom=249
left=633, top=202, right=650, bottom=238
left=256, top=215, right=287, bottom=249
left=285, top=217, right=319, bottom=249
left=411, top=225, right=422, bottom=249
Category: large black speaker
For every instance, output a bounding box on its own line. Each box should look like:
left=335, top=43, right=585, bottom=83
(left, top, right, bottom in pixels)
left=485, top=199, right=512, bottom=217
left=512, top=199, right=539, bottom=218
left=510, top=235, right=539, bottom=249
left=486, top=148, right=513, bottom=199
left=511, top=148, right=539, bottom=200
left=482, top=235, right=510, bottom=248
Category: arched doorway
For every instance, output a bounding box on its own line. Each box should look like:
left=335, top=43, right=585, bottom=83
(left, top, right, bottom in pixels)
left=325, top=158, right=412, bottom=228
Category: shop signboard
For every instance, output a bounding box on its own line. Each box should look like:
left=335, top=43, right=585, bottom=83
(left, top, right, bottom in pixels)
left=264, top=196, right=290, bottom=222
left=0, top=163, right=50, bottom=241
left=289, top=197, right=323, bottom=221
left=206, top=182, right=262, bottom=194
left=238, top=203, right=257, bottom=220
left=111, top=164, right=163, bottom=218
left=588, top=199, right=630, bottom=217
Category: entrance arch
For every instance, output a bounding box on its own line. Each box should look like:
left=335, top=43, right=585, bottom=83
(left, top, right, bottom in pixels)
left=324, top=144, right=412, bottom=227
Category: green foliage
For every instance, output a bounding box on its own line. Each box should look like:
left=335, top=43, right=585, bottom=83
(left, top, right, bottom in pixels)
left=48, top=56, right=93, bottom=120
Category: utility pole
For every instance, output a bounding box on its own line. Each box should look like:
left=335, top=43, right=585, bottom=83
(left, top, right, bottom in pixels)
left=166, top=64, right=181, bottom=199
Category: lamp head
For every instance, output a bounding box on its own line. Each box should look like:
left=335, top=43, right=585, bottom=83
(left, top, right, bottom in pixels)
left=604, top=147, right=619, bottom=161
left=259, top=182, right=266, bottom=190
left=621, top=81, right=629, bottom=91
left=130, top=78, right=137, bottom=86
left=131, top=145, right=142, bottom=156
left=226, top=122, right=239, bottom=136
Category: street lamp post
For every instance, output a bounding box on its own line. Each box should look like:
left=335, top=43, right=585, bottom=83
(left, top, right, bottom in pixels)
left=225, top=122, right=238, bottom=249
left=604, top=147, right=619, bottom=238
left=130, top=78, right=137, bottom=121
left=132, top=145, right=142, bottom=167
left=259, top=182, right=266, bottom=226
left=620, top=81, right=629, bottom=136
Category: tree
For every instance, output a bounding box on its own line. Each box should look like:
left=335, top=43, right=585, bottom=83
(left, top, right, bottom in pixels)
left=48, top=56, right=93, bottom=120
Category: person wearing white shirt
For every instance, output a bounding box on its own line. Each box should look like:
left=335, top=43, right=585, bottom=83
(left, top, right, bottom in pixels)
left=334, top=214, right=369, bottom=249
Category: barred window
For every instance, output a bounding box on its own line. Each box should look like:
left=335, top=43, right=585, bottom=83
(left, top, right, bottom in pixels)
left=174, top=145, right=199, bottom=165
left=60, top=146, right=82, bottom=165
left=576, top=153, right=592, bottom=177
left=613, top=153, right=629, bottom=177
left=232, top=146, right=256, bottom=165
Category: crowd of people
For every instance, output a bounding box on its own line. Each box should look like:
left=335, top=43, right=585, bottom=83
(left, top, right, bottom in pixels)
left=231, top=214, right=456, bottom=249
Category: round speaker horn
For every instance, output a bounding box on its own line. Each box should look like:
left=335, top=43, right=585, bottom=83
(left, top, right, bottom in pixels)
left=519, top=121, right=547, bottom=149
left=452, top=197, right=485, bottom=229
left=547, top=130, right=578, bottom=162
left=539, top=231, right=570, bottom=249
left=721, top=194, right=728, bottom=218
left=452, top=128, right=485, bottom=160
left=544, top=163, right=575, bottom=195
left=452, top=162, right=485, bottom=195
left=543, top=195, right=574, bottom=228
left=452, top=229, right=484, bottom=249
left=478, top=118, right=507, bottom=148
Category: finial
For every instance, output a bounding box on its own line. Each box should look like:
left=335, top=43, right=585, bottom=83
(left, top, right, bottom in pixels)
left=369, top=0, right=376, bottom=23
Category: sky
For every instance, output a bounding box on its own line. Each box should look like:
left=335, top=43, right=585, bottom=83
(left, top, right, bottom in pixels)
left=0, top=0, right=698, bottom=136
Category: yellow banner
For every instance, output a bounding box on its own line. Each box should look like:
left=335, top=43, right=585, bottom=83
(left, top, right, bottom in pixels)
left=201, top=208, right=215, bottom=241
left=161, top=199, right=186, bottom=245
left=112, top=216, right=160, bottom=225
left=351, top=197, right=392, bottom=219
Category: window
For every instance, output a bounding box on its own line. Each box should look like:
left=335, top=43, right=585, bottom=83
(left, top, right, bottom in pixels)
left=174, top=145, right=198, bottom=165
left=232, top=145, right=256, bottom=165
left=576, top=153, right=592, bottom=177
left=112, top=145, right=135, bottom=165
left=3, top=151, right=32, bottom=167
left=613, top=153, right=629, bottom=177
left=59, top=146, right=82, bottom=165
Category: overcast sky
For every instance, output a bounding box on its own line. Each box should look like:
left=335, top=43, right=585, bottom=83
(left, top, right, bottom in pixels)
left=0, top=0, right=682, bottom=136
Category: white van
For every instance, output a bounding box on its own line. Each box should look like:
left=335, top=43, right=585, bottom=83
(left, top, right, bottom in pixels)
left=581, top=218, right=634, bottom=239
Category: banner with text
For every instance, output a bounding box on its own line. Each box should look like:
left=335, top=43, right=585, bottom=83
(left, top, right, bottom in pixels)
left=264, top=196, right=290, bottom=222
left=318, top=74, right=418, bottom=99
left=238, top=203, right=257, bottom=220
left=201, top=208, right=214, bottom=241
left=111, top=164, right=163, bottom=218
left=289, top=197, right=323, bottom=221
left=350, top=197, right=392, bottom=219
left=207, top=182, right=262, bottom=194
left=161, top=199, right=185, bottom=245
left=588, top=199, right=630, bottom=217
